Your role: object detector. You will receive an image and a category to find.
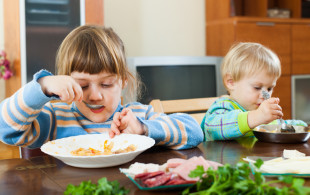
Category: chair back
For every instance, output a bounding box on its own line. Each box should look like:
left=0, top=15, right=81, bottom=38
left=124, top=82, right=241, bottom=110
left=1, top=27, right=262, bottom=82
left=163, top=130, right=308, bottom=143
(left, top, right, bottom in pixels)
left=20, top=147, right=46, bottom=159
left=150, top=97, right=219, bottom=124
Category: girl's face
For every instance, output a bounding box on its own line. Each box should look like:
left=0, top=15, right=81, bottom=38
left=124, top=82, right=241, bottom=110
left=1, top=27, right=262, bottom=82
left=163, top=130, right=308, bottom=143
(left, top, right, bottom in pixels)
left=227, top=69, right=278, bottom=111
left=71, top=71, right=123, bottom=123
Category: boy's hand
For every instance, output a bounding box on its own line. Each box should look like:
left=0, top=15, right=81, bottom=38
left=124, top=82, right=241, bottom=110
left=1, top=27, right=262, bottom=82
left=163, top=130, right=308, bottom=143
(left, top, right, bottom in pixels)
left=248, top=97, right=283, bottom=129
left=109, top=108, right=145, bottom=138
left=38, top=75, right=83, bottom=102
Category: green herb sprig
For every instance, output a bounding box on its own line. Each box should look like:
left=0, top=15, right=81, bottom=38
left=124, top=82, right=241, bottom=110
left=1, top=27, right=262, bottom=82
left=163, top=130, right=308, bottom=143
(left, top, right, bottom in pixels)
left=182, top=159, right=310, bottom=195
left=64, top=177, right=129, bottom=195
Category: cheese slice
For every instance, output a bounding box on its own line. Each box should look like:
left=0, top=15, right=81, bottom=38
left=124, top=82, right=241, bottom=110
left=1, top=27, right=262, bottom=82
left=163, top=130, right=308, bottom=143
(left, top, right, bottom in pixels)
left=283, top=149, right=306, bottom=159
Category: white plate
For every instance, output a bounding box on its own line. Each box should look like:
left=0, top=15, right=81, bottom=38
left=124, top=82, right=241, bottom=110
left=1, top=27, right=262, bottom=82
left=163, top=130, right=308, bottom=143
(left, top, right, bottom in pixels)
left=40, top=133, right=155, bottom=168
left=245, top=156, right=310, bottom=177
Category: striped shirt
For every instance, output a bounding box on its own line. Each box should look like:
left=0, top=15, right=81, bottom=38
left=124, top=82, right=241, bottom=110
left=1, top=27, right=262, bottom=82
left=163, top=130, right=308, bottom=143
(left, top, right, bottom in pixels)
left=0, top=70, right=203, bottom=150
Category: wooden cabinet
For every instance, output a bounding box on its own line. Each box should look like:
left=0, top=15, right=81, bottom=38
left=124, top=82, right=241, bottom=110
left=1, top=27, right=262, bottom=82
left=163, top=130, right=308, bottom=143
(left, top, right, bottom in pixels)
left=206, top=0, right=310, bottom=120
left=206, top=0, right=302, bottom=20
left=273, top=75, right=291, bottom=119
left=235, top=22, right=291, bottom=76
left=292, top=24, right=310, bottom=74
left=2, top=0, right=104, bottom=160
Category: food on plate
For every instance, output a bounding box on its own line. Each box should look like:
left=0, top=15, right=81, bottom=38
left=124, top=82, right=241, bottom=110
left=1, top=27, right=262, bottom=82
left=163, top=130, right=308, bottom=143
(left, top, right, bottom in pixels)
left=71, top=140, right=137, bottom=156
left=41, top=134, right=154, bottom=168
left=120, top=156, right=223, bottom=187
left=119, top=162, right=166, bottom=177
left=244, top=149, right=310, bottom=174
left=255, top=126, right=306, bottom=133
left=169, top=157, right=222, bottom=181
left=71, top=147, right=106, bottom=156
left=283, top=149, right=306, bottom=159
left=255, top=128, right=291, bottom=133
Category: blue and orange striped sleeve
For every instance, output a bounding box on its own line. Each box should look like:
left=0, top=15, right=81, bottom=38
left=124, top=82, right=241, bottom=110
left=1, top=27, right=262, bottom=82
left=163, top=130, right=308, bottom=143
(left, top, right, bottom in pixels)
left=126, top=103, right=203, bottom=150
left=0, top=70, right=58, bottom=148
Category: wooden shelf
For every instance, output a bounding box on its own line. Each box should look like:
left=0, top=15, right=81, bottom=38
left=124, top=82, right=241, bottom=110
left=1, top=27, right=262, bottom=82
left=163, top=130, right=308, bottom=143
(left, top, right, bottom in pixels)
left=206, top=0, right=303, bottom=21
left=205, top=0, right=310, bottom=119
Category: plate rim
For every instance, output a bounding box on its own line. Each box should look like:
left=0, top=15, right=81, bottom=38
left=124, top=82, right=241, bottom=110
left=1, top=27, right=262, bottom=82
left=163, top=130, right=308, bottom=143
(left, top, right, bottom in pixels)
left=40, top=133, right=155, bottom=158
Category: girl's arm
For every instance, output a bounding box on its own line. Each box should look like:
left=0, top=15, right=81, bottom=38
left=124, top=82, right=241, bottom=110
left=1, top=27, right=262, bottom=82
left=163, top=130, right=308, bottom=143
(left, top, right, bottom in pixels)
left=0, top=70, right=58, bottom=148
left=130, top=103, right=204, bottom=150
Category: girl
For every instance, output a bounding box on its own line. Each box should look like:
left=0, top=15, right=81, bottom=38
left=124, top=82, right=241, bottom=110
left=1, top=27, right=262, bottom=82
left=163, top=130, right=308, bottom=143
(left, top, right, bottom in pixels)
left=0, top=25, right=203, bottom=149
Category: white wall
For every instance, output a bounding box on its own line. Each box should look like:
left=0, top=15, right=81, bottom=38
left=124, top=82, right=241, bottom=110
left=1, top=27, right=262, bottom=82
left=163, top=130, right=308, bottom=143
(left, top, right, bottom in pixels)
left=0, top=0, right=5, bottom=102
left=104, top=0, right=205, bottom=57
left=0, top=0, right=206, bottom=101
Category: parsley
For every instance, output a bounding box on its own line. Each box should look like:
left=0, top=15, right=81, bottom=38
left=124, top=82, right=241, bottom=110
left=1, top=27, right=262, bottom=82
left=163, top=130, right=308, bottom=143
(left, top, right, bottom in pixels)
left=64, top=177, right=129, bottom=195
left=182, top=159, right=310, bottom=195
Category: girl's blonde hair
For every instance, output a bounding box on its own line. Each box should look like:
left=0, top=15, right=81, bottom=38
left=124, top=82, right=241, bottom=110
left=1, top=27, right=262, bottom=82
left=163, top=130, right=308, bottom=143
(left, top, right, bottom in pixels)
left=56, top=25, right=140, bottom=101
left=221, top=42, right=281, bottom=89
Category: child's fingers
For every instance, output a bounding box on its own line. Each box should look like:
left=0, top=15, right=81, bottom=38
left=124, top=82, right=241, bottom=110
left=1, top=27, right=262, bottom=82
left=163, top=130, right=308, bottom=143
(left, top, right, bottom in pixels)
left=109, top=128, right=119, bottom=138
left=59, top=90, right=70, bottom=102
left=72, top=83, right=83, bottom=102
left=110, top=121, right=120, bottom=137
left=109, top=131, right=115, bottom=138
left=275, top=111, right=283, bottom=119
left=120, top=115, right=130, bottom=130
left=113, top=112, right=121, bottom=127
left=267, top=97, right=280, bottom=104
left=271, top=104, right=282, bottom=112
left=270, top=109, right=283, bottom=119
left=120, top=108, right=130, bottom=119
left=67, top=87, right=75, bottom=102
left=119, top=108, right=134, bottom=129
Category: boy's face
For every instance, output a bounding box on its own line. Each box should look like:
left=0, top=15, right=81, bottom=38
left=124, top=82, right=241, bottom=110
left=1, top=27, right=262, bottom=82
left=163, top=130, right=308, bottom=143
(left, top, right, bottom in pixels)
left=71, top=71, right=123, bottom=123
left=226, top=69, right=278, bottom=111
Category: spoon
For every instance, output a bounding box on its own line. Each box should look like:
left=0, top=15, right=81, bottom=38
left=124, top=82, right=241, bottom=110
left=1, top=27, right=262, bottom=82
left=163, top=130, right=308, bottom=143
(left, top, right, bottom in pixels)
left=261, top=91, right=295, bottom=133
left=82, top=100, right=103, bottom=109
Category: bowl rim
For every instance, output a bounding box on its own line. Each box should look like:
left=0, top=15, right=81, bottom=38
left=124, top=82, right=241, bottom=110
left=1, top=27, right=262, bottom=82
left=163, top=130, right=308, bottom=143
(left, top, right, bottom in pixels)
left=254, top=124, right=310, bottom=134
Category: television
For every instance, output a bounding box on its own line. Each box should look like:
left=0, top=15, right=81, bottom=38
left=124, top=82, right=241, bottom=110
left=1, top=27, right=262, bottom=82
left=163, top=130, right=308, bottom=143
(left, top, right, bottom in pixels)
left=292, top=75, right=310, bottom=123
left=126, top=56, right=226, bottom=104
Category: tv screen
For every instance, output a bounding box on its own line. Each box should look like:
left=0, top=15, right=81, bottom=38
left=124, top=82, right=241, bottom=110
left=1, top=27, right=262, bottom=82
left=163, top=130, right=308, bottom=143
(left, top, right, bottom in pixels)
left=126, top=56, right=225, bottom=105
left=137, top=65, right=216, bottom=104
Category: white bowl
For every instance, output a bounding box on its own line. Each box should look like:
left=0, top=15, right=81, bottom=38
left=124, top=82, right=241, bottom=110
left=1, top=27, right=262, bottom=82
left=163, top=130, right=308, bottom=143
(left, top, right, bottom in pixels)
left=41, top=133, right=155, bottom=168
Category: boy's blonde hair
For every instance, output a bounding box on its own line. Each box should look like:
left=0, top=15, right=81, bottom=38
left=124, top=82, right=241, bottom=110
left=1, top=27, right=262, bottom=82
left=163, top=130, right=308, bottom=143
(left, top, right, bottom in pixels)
left=221, top=42, right=281, bottom=89
left=56, top=25, right=140, bottom=101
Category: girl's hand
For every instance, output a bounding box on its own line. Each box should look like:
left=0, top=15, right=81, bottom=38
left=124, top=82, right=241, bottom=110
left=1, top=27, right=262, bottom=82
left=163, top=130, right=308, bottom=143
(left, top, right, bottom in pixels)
left=109, top=108, right=145, bottom=138
left=38, top=75, right=83, bottom=102
left=248, top=97, right=283, bottom=129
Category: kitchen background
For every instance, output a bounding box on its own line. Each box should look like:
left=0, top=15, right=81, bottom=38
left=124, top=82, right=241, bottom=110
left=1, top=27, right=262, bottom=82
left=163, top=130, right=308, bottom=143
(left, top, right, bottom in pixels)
left=0, top=0, right=205, bottom=102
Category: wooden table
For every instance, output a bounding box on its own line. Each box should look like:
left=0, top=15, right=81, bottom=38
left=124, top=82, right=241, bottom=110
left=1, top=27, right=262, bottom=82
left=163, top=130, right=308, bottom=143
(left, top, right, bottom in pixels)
left=1, top=137, right=310, bottom=195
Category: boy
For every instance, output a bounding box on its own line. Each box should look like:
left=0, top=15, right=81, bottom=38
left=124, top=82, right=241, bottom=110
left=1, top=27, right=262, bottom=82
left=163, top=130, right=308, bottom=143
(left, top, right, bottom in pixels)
left=201, top=42, right=306, bottom=141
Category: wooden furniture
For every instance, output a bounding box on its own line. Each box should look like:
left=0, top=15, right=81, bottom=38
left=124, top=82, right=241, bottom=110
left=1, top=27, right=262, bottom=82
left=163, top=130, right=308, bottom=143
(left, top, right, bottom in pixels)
left=150, top=97, right=219, bottom=124
left=1, top=0, right=104, bottom=160
left=20, top=147, right=46, bottom=160
left=205, top=0, right=310, bottom=120
left=1, top=139, right=310, bottom=194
